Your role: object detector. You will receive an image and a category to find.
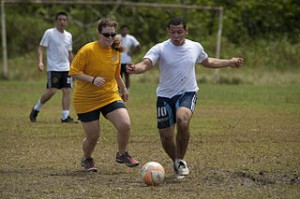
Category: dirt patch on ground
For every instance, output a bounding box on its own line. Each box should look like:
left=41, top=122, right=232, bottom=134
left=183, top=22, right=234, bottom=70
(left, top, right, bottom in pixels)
left=203, top=168, right=300, bottom=186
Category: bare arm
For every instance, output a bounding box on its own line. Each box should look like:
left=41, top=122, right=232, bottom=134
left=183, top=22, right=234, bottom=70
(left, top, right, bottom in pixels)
left=38, top=46, right=45, bottom=72
left=116, top=75, right=126, bottom=91
left=71, top=73, right=106, bottom=87
left=69, top=51, right=74, bottom=64
left=201, top=57, right=243, bottom=69
left=72, top=73, right=129, bottom=102
left=116, top=76, right=128, bottom=102
left=126, top=58, right=153, bottom=74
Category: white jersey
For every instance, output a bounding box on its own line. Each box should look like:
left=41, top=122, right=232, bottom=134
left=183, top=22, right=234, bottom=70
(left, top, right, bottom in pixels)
left=144, top=39, right=208, bottom=98
left=39, top=28, right=72, bottom=71
left=117, top=34, right=140, bottom=64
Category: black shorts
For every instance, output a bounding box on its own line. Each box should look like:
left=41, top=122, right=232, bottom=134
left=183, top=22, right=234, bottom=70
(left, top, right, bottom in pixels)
left=47, top=71, right=72, bottom=89
left=120, top=64, right=128, bottom=75
left=156, top=92, right=197, bottom=129
left=77, top=100, right=126, bottom=122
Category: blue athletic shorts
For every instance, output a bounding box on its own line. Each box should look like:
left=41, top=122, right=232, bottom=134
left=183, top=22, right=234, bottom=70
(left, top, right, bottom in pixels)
left=46, top=71, right=72, bottom=89
left=156, top=92, right=197, bottom=129
left=77, top=100, right=126, bottom=122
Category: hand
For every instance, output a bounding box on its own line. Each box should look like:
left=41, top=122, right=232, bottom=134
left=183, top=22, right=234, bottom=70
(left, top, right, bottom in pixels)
left=126, top=63, right=136, bottom=73
left=38, top=63, right=44, bottom=72
left=120, top=89, right=129, bottom=102
left=92, top=77, right=105, bottom=87
left=230, top=57, right=244, bottom=68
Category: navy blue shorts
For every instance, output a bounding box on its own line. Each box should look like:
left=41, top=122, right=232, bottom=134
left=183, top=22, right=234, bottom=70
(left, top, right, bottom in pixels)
left=47, top=71, right=72, bottom=89
left=156, top=92, right=197, bottom=129
left=77, top=100, right=126, bottom=122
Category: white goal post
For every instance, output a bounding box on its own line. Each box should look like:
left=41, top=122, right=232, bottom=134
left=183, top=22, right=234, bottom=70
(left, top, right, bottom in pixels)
left=1, top=0, right=223, bottom=82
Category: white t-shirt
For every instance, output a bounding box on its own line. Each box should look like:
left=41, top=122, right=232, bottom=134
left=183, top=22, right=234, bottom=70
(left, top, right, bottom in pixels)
left=144, top=39, right=208, bottom=98
left=39, top=28, right=72, bottom=71
left=117, top=34, right=140, bottom=64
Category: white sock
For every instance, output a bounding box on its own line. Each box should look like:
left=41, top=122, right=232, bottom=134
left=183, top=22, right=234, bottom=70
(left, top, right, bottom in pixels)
left=34, top=100, right=43, bottom=111
left=62, top=110, right=70, bottom=120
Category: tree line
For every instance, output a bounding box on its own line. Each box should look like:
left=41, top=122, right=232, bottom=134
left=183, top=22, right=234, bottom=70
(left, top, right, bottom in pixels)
left=2, top=0, right=300, bottom=58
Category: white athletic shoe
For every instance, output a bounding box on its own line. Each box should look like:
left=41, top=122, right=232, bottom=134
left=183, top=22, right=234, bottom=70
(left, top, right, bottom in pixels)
left=174, top=159, right=189, bottom=179
left=174, top=173, right=185, bottom=180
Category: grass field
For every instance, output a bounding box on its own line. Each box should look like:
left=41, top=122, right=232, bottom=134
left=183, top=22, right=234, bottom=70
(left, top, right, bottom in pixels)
left=0, top=79, right=299, bottom=198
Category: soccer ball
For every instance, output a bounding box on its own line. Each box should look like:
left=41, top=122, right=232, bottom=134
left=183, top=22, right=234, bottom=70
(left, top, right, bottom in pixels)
left=140, top=161, right=166, bottom=186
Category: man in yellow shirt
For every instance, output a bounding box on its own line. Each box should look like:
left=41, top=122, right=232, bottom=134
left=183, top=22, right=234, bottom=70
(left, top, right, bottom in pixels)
left=69, top=18, right=138, bottom=172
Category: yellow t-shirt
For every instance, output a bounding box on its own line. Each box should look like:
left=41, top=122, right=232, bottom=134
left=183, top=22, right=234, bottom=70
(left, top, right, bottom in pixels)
left=69, top=41, right=122, bottom=114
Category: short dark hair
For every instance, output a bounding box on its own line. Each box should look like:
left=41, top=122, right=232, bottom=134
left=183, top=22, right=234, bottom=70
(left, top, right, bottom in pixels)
left=55, top=11, right=68, bottom=20
left=120, top=25, right=129, bottom=29
left=167, top=17, right=186, bottom=29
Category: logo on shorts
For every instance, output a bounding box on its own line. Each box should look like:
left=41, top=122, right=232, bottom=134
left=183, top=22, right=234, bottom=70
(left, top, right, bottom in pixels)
left=67, top=77, right=72, bottom=84
left=52, top=77, right=59, bottom=84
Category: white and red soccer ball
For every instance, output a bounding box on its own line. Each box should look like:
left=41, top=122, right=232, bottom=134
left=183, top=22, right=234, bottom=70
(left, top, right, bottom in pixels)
left=140, top=161, right=165, bottom=186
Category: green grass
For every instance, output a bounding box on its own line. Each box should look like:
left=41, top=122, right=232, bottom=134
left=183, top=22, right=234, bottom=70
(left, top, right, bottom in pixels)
left=0, top=80, right=299, bottom=198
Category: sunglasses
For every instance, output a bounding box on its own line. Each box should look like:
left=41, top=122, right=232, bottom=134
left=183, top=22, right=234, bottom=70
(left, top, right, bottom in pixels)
left=101, top=32, right=117, bottom=38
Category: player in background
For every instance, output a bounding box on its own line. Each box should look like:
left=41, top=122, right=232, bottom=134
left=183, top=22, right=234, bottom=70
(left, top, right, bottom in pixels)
left=29, top=11, right=75, bottom=123
left=127, top=17, right=243, bottom=179
left=69, top=18, right=139, bottom=172
left=116, top=25, right=140, bottom=91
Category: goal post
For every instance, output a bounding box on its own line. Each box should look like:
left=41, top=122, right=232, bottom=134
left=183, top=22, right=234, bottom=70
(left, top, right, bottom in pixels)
left=1, top=0, right=8, bottom=79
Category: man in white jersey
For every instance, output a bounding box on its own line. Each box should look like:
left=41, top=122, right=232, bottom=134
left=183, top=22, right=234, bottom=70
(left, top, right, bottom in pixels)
left=127, top=17, right=243, bottom=179
left=117, top=25, right=140, bottom=91
left=30, top=11, right=75, bottom=123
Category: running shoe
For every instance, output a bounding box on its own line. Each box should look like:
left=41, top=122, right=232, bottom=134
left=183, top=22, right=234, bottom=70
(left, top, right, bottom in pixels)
left=61, top=116, right=77, bottom=123
left=174, top=159, right=189, bottom=179
left=29, top=108, right=39, bottom=122
left=115, top=152, right=139, bottom=167
left=81, top=157, right=97, bottom=172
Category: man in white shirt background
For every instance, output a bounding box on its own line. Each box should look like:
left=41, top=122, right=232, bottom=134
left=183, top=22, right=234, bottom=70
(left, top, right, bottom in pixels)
left=29, top=11, right=75, bottom=123
left=117, top=25, right=140, bottom=91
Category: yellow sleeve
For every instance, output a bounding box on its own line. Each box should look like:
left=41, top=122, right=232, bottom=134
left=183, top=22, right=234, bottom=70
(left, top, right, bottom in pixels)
left=69, top=47, right=88, bottom=76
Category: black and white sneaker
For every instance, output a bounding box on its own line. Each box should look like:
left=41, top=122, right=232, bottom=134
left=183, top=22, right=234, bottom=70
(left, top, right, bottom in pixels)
left=29, top=108, right=39, bottom=122
left=61, top=116, right=77, bottom=123
left=174, top=159, right=189, bottom=179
